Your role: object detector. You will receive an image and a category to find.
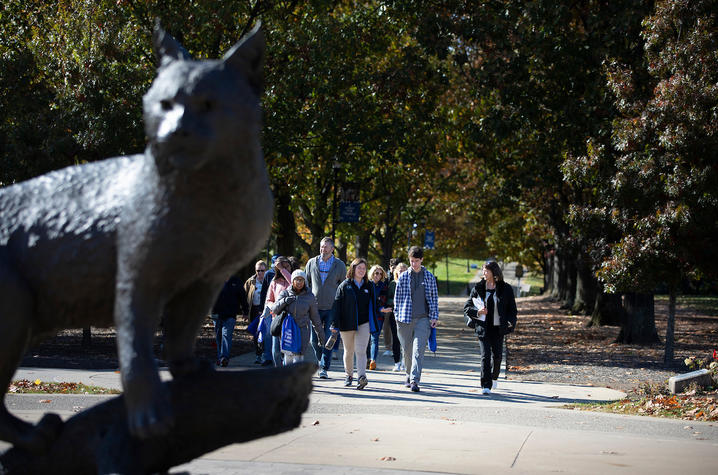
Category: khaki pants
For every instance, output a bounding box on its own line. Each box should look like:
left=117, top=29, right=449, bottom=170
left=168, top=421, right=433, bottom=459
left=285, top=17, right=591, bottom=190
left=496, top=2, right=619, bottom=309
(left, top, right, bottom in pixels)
left=341, top=322, right=370, bottom=378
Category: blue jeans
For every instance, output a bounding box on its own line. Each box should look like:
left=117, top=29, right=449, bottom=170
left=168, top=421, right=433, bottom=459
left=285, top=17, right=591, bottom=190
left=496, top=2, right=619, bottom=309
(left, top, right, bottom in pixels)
left=310, top=308, right=334, bottom=371
left=396, top=316, right=431, bottom=384
left=368, top=318, right=385, bottom=362
left=213, top=316, right=236, bottom=361
left=259, top=313, right=273, bottom=363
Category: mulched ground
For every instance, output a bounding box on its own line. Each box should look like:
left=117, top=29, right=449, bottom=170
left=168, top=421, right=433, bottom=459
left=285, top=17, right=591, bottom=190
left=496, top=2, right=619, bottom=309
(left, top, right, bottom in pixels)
left=20, top=318, right=255, bottom=370
left=507, top=296, right=718, bottom=392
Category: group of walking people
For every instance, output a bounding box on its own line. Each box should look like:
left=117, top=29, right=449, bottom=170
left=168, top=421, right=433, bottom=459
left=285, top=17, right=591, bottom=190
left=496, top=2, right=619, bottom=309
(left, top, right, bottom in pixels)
left=212, top=237, right=517, bottom=394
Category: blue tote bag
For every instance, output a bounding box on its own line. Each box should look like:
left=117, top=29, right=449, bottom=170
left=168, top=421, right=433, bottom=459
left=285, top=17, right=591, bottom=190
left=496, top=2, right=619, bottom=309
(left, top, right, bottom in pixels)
left=246, top=316, right=260, bottom=336
left=281, top=313, right=302, bottom=353
left=428, top=326, right=437, bottom=354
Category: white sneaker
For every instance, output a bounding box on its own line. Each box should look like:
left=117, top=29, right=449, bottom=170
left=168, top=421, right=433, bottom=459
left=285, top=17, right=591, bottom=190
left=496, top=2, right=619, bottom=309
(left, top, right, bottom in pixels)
left=393, top=362, right=402, bottom=372
left=400, top=362, right=406, bottom=371
left=482, top=388, right=491, bottom=395
left=492, top=380, right=497, bottom=390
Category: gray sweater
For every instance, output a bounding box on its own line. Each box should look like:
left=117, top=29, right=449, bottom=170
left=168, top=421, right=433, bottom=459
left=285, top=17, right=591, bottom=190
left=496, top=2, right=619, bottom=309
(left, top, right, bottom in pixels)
left=272, top=288, right=325, bottom=347
left=305, top=255, right=347, bottom=310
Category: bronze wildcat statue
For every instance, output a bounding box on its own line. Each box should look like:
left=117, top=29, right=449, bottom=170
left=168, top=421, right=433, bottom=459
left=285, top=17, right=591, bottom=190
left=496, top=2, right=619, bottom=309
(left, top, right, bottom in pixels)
left=0, top=23, right=272, bottom=452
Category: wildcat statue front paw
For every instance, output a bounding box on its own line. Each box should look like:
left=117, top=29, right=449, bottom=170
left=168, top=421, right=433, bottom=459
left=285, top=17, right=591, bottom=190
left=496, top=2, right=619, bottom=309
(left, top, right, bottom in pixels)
left=0, top=21, right=271, bottom=450
left=124, top=374, right=173, bottom=439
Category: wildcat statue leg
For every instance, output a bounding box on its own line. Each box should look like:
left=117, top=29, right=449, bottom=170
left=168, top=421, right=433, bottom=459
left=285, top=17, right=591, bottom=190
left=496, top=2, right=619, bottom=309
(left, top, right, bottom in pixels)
left=0, top=22, right=273, bottom=451
left=0, top=269, right=63, bottom=452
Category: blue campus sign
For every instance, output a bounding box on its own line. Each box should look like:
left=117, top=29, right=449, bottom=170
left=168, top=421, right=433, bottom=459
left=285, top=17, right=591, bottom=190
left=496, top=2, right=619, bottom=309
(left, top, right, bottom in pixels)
left=338, top=201, right=360, bottom=223
left=424, top=230, right=435, bottom=249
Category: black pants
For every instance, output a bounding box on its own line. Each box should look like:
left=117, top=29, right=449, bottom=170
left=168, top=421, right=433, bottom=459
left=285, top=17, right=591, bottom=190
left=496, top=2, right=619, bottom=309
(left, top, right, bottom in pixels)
left=387, top=312, right=402, bottom=364
left=478, top=324, right=503, bottom=388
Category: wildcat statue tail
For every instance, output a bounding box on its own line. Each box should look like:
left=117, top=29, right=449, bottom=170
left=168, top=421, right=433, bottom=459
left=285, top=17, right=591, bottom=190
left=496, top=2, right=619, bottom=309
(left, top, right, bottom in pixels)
left=0, top=22, right=273, bottom=454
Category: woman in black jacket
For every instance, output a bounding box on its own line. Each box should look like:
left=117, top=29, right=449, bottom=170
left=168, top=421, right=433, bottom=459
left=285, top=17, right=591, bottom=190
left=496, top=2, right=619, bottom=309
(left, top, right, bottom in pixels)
left=464, top=261, right=517, bottom=394
left=330, top=258, right=379, bottom=390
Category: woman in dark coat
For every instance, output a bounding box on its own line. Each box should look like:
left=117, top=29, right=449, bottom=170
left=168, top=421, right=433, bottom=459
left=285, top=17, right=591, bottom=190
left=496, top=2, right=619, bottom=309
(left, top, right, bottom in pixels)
left=330, top=258, right=379, bottom=390
left=463, top=261, right=517, bottom=394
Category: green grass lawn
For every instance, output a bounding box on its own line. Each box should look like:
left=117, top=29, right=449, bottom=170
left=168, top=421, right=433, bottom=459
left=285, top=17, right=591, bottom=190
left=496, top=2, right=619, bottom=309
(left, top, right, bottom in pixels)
left=429, top=258, right=545, bottom=296
left=519, top=271, right=544, bottom=296
left=429, top=258, right=480, bottom=296
left=654, top=295, right=718, bottom=315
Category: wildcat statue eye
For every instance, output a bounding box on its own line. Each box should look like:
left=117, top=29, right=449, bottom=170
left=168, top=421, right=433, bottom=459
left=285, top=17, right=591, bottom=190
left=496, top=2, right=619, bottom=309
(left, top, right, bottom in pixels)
left=160, top=99, right=173, bottom=111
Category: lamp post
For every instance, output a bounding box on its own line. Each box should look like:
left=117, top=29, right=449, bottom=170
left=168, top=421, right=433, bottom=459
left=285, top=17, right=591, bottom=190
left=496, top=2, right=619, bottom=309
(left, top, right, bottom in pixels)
left=331, top=159, right=341, bottom=241
left=407, top=222, right=417, bottom=250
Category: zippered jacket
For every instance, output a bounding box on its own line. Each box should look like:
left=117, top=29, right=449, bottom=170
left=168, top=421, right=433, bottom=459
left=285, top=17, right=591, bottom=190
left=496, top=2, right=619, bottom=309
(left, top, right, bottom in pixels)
left=463, top=279, right=517, bottom=336
left=331, top=278, right=378, bottom=333
left=272, top=287, right=326, bottom=347
left=305, top=255, right=347, bottom=310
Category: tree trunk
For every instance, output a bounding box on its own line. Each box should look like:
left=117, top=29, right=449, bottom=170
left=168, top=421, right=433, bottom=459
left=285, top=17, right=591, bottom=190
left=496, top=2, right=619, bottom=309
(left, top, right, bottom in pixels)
left=294, top=230, right=313, bottom=257
left=572, top=254, right=597, bottom=315
left=664, top=285, right=676, bottom=366
left=355, top=230, right=370, bottom=259
left=547, top=252, right=560, bottom=298
left=81, top=327, right=91, bottom=347
left=617, top=292, right=660, bottom=345
left=555, top=249, right=567, bottom=301
left=275, top=188, right=295, bottom=257
left=381, top=235, right=394, bottom=271
left=336, top=238, right=348, bottom=263
left=560, top=251, right=577, bottom=309
left=376, top=221, right=397, bottom=271
left=543, top=250, right=555, bottom=296
left=587, top=289, right=624, bottom=327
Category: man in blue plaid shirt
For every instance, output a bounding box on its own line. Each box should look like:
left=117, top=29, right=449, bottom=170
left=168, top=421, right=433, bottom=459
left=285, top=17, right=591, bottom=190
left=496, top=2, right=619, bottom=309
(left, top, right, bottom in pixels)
left=394, top=246, right=439, bottom=392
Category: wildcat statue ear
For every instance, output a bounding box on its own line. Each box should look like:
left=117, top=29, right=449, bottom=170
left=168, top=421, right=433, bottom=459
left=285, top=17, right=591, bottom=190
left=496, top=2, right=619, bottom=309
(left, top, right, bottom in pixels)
left=222, top=23, right=265, bottom=96
left=152, top=19, right=192, bottom=67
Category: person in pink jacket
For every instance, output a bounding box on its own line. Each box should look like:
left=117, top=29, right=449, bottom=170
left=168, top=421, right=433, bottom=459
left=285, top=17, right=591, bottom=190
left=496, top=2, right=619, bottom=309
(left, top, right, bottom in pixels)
left=266, top=256, right=292, bottom=366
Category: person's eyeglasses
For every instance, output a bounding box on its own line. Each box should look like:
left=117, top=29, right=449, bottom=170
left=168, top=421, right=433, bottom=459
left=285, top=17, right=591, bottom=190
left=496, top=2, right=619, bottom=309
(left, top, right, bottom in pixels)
left=256, top=269, right=266, bottom=273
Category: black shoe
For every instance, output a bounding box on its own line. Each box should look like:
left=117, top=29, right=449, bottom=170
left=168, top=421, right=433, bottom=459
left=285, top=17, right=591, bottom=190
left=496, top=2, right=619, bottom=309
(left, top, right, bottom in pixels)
left=261, top=360, right=273, bottom=366
left=356, top=375, right=368, bottom=390
left=410, top=382, right=420, bottom=392
left=254, top=356, right=262, bottom=364
left=404, top=376, right=411, bottom=388
left=220, top=357, right=229, bottom=367
left=344, top=376, right=353, bottom=387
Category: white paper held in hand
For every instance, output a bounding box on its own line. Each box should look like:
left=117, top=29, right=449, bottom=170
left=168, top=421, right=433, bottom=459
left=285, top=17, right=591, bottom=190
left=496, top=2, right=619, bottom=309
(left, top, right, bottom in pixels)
left=472, top=297, right=486, bottom=322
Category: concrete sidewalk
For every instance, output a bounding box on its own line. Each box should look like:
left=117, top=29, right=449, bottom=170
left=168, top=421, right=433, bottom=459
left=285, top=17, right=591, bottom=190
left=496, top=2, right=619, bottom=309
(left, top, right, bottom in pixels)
left=7, top=297, right=718, bottom=474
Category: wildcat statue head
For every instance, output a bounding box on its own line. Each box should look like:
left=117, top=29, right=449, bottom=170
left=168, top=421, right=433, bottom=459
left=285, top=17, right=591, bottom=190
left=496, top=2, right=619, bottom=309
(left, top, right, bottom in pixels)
left=144, top=21, right=264, bottom=171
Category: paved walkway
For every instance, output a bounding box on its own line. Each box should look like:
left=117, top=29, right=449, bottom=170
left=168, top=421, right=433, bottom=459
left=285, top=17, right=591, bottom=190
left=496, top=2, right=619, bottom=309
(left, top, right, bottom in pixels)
left=7, top=297, right=718, bottom=474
